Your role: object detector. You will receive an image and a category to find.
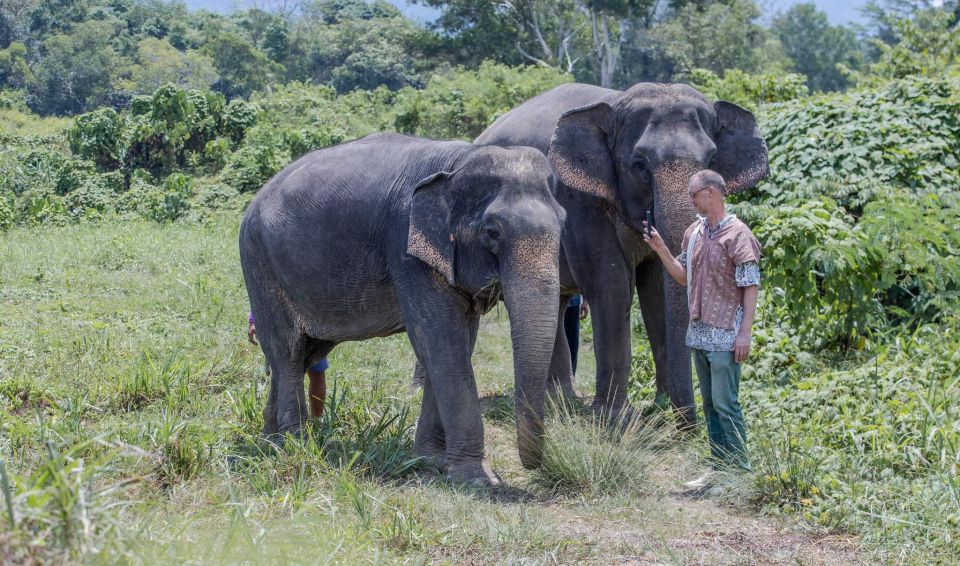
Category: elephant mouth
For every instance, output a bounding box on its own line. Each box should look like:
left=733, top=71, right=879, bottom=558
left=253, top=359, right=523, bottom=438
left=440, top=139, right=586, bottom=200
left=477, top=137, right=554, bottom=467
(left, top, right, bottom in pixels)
left=471, top=280, right=503, bottom=314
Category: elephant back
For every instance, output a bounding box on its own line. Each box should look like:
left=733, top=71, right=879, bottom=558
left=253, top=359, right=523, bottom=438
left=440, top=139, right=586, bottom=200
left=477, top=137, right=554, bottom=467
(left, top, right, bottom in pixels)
left=475, top=83, right=618, bottom=152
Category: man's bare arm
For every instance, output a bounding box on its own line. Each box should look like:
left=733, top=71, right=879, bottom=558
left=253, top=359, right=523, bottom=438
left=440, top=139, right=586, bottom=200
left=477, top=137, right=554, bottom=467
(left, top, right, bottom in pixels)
left=735, top=285, right=758, bottom=362
left=642, top=223, right=687, bottom=286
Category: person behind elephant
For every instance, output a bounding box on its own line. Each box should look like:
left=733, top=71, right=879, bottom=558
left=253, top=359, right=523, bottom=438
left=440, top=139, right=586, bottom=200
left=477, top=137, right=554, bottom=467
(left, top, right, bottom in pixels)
left=642, top=169, right=760, bottom=488
left=563, top=296, right=588, bottom=375
left=248, top=312, right=328, bottom=418
left=240, top=133, right=565, bottom=486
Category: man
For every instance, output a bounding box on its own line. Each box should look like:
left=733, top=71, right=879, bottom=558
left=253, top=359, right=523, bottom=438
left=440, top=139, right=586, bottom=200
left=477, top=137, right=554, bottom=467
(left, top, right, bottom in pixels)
left=248, top=312, right=328, bottom=419
left=642, top=169, right=761, bottom=489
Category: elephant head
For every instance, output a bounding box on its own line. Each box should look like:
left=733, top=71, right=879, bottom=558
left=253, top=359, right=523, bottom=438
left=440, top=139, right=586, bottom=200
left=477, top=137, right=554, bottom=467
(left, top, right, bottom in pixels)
left=407, top=145, right=566, bottom=468
left=547, top=83, right=768, bottom=420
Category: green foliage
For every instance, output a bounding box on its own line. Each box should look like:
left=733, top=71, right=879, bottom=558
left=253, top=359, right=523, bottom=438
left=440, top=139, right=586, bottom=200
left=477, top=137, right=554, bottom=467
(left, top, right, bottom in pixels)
left=221, top=143, right=282, bottom=193
left=743, top=196, right=885, bottom=345
left=745, top=321, right=960, bottom=558
left=689, top=68, right=809, bottom=111
left=393, top=62, right=572, bottom=140
left=203, top=31, right=284, bottom=99
left=771, top=3, right=862, bottom=93
left=67, top=108, right=123, bottom=169
left=221, top=98, right=259, bottom=143
left=116, top=37, right=219, bottom=96
left=26, top=20, right=123, bottom=115
left=652, top=0, right=784, bottom=77
left=739, top=77, right=960, bottom=344
left=854, top=8, right=960, bottom=86
left=758, top=77, right=960, bottom=205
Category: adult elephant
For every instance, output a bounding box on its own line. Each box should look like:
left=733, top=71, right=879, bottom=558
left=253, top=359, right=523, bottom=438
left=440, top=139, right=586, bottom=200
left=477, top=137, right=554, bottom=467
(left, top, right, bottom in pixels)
left=475, top=83, right=769, bottom=425
left=240, top=133, right=565, bottom=485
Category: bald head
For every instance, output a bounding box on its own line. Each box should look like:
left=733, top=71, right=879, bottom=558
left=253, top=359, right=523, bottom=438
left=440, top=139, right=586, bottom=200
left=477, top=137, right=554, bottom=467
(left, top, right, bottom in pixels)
left=689, top=169, right=726, bottom=196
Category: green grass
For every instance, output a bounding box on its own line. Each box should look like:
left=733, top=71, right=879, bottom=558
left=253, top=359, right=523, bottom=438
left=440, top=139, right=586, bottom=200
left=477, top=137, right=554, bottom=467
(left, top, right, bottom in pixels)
left=0, top=216, right=955, bottom=563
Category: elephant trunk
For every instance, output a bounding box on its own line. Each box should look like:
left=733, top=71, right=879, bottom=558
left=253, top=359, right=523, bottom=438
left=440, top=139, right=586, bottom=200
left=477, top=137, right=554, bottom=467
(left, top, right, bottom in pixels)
left=653, top=159, right=702, bottom=427
left=501, top=236, right=561, bottom=469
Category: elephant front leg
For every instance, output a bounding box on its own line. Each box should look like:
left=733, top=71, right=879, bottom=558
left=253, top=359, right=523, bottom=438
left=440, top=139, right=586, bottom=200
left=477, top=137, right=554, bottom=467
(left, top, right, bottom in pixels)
left=584, top=268, right=637, bottom=424
left=404, top=305, right=499, bottom=486
left=636, top=261, right=671, bottom=408
left=414, top=368, right=446, bottom=472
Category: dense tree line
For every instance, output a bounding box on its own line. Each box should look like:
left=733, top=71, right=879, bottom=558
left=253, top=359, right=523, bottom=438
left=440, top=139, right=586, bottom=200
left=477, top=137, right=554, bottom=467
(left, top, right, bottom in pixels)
left=0, top=0, right=957, bottom=116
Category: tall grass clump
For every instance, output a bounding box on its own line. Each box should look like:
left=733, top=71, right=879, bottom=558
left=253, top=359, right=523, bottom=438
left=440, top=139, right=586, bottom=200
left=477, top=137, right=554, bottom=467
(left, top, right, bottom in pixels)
left=310, top=384, right=422, bottom=480
left=534, top=402, right=673, bottom=496
left=0, top=441, right=137, bottom=561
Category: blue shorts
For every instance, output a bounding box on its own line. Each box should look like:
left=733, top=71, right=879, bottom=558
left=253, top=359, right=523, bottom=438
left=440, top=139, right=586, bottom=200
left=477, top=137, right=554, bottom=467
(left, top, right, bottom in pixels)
left=308, top=358, right=329, bottom=373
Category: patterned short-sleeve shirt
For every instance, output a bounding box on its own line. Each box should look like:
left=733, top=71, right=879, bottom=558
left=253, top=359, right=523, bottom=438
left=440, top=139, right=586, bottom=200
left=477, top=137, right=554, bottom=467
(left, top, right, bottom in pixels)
left=676, top=214, right=761, bottom=352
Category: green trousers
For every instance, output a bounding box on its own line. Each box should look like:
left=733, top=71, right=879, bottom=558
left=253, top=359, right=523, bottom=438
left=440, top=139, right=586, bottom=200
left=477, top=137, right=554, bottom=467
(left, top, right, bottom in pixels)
left=692, top=349, right=750, bottom=470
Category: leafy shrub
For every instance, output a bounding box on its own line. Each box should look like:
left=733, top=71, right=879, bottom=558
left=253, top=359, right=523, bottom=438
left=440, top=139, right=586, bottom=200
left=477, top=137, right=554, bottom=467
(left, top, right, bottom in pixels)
left=193, top=181, right=239, bottom=211
left=0, top=193, right=13, bottom=229
left=745, top=320, right=960, bottom=556
left=755, top=77, right=960, bottom=208
left=66, top=108, right=122, bottom=170
left=393, top=62, right=572, bottom=140
left=690, top=68, right=810, bottom=110
left=221, top=143, right=282, bottom=193
left=221, top=99, right=258, bottom=143
left=117, top=175, right=193, bottom=223
left=739, top=77, right=960, bottom=345
left=0, top=89, right=28, bottom=112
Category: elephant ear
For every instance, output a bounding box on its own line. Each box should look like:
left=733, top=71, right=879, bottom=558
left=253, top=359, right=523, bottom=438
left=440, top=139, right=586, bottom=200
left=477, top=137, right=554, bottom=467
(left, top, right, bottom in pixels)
left=407, top=171, right=456, bottom=286
left=713, top=101, right=770, bottom=194
left=547, top=102, right=617, bottom=204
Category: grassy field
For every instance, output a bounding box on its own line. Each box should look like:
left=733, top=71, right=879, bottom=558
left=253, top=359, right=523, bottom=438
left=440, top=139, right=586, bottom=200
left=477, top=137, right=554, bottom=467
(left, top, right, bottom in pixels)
left=0, top=216, right=954, bottom=563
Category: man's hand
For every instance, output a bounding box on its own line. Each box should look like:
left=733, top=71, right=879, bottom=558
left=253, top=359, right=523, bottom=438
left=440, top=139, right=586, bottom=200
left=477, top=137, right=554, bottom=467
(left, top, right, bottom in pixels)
left=641, top=222, right=668, bottom=254
left=247, top=322, right=258, bottom=345
left=734, top=330, right=751, bottom=363
left=579, top=299, right=589, bottom=320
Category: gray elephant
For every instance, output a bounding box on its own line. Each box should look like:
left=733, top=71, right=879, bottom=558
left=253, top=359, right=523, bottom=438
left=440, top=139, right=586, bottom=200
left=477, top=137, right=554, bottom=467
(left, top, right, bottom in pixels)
left=475, top=83, right=769, bottom=425
left=239, top=133, right=565, bottom=485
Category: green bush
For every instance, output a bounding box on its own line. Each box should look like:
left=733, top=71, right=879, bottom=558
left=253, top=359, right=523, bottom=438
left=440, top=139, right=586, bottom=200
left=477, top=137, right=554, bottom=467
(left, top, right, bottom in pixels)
left=746, top=320, right=960, bottom=556
left=689, top=68, right=809, bottom=111
left=221, top=143, right=282, bottom=193
left=66, top=108, right=123, bottom=170
left=222, top=99, right=258, bottom=143
left=739, top=77, right=960, bottom=345
left=393, top=62, right=573, bottom=140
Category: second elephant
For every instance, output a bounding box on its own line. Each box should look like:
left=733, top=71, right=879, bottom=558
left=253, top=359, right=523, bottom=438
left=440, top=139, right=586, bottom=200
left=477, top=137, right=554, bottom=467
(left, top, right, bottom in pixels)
left=476, top=82, right=769, bottom=425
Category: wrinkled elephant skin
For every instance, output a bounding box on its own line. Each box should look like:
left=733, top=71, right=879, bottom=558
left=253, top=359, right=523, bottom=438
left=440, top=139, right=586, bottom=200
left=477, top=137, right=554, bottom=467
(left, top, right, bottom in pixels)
left=239, top=134, right=565, bottom=484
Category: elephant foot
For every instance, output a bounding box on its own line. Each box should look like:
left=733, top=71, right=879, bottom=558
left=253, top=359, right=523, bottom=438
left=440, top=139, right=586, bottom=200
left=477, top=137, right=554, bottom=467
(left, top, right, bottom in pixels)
left=262, top=408, right=279, bottom=436
left=416, top=442, right=447, bottom=473
left=447, top=460, right=502, bottom=487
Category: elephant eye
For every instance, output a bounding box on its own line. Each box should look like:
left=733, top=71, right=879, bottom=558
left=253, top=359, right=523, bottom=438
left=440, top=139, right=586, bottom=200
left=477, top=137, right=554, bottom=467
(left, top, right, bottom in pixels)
left=486, top=227, right=501, bottom=241
left=632, top=158, right=651, bottom=182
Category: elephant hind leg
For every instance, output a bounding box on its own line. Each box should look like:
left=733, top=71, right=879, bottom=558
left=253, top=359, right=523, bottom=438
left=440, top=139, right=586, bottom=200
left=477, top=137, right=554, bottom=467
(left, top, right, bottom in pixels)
left=251, top=300, right=311, bottom=436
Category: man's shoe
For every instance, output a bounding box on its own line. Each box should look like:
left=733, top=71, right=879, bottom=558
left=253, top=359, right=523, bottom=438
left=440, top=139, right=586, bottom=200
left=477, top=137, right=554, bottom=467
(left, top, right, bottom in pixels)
left=683, top=471, right=716, bottom=491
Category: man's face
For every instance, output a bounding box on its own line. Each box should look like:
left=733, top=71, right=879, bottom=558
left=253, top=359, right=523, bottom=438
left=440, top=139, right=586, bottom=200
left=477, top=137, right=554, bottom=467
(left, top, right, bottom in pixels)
left=687, top=184, right=714, bottom=214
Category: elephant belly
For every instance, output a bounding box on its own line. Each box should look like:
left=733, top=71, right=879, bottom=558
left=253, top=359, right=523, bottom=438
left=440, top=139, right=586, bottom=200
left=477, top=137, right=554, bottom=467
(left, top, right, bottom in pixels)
left=299, top=280, right=406, bottom=343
